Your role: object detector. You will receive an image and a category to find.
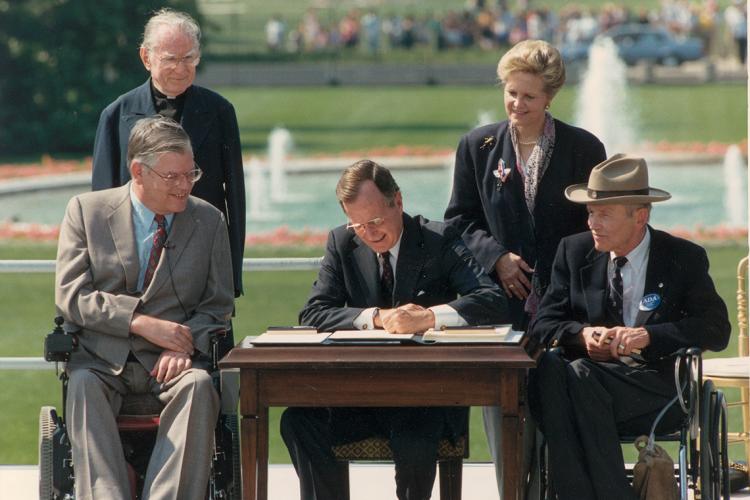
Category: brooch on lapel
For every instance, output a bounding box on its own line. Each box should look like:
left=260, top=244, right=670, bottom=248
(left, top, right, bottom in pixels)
left=492, top=159, right=511, bottom=191
left=480, top=136, right=495, bottom=150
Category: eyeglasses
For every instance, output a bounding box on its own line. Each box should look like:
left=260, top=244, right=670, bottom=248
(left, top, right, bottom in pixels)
left=346, top=217, right=385, bottom=233
left=156, top=52, right=200, bottom=70
left=142, top=163, right=203, bottom=185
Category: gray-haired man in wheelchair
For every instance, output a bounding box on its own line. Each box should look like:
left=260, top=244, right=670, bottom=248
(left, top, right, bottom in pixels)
left=54, top=116, right=235, bottom=500
left=529, top=154, right=731, bottom=500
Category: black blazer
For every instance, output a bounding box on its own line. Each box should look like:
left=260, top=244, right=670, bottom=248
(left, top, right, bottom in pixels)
left=91, top=80, right=246, bottom=296
left=299, top=213, right=508, bottom=333
left=531, top=228, right=731, bottom=374
left=444, top=119, right=605, bottom=324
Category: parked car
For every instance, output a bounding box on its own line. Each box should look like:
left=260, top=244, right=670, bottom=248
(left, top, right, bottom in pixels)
left=561, top=23, right=704, bottom=66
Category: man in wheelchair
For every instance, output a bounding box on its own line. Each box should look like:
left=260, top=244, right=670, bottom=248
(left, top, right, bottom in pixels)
left=54, top=116, right=235, bottom=499
left=528, top=154, right=731, bottom=500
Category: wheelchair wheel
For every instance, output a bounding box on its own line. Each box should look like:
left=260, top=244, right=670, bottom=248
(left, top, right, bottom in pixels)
left=39, top=406, right=57, bottom=500
left=700, top=381, right=731, bottom=500
left=228, top=414, right=242, bottom=500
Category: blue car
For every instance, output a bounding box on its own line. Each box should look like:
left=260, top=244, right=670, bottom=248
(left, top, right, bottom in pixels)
left=561, top=23, right=705, bottom=66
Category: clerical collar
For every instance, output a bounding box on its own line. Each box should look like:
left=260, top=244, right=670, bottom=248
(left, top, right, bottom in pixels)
left=150, top=81, right=187, bottom=121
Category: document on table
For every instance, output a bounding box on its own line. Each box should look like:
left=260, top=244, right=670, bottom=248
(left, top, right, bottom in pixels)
left=327, top=330, right=417, bottom=342
left=421, top=325, right=524, bottom=344
left=249, top=327, right=331, bottom=346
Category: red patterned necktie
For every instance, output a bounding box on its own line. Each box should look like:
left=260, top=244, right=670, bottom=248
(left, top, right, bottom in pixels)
left=143, top=214, right=167, bottom=290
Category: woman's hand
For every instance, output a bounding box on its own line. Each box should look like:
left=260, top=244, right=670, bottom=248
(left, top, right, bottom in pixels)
left=494, top=252, right=533, bottom=300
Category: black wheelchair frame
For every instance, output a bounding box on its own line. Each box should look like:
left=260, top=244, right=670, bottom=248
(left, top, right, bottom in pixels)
left=38, top=317, right=241, bottom=500
left=538, top=347, right=730, bottom=500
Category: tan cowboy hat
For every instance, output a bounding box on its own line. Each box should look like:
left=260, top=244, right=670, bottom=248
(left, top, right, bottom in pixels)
left=565, top=153, right=671, bottom=205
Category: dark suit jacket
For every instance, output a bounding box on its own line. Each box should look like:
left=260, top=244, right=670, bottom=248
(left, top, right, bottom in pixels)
left=299, top=213, right=508, bottom=439
left=444, top=119, right=605, bottom=325
left=55, top=185, right=235, bottom=375
left=91, top=80, right=245, bottom=296
left=300, top=213, right=508, bottom=332
left=530, top=228, right=730, bottom=374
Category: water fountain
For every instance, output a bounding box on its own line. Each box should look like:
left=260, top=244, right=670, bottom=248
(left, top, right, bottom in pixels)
left=246, top=156, right=279, bottom=221
left=268, top=127, right=293, bottom=203
left=476, top=110, right=497, bottom=128
left=573, top=37, right=637, bottom=153
left=723, top=144, right=747, bottom=228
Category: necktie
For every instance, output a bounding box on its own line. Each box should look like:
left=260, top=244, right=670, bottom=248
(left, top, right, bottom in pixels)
left=607, top=256, right=628, bottom=325
left=143, top=215, right=167, bottom=290
left=380, top=251, right=394, bottom=307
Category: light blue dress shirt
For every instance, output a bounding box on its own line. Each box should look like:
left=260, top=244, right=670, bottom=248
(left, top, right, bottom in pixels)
left=130, top=186, right=174, bottom=292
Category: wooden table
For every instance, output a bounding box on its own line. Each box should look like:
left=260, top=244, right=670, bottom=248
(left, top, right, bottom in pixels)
left=220, top=340, right=535, bottom=500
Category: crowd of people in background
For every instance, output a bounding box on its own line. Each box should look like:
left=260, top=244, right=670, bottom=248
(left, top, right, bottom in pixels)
left=264, top=0, right=747, bottom=63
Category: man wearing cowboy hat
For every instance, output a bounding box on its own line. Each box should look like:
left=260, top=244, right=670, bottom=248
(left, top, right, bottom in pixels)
left=528, top=154, right=730, bottom=500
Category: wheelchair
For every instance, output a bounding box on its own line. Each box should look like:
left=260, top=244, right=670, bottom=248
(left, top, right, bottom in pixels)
left=38, top=317, right=241, bottom=500
left=537, top=347, right=730, bottom=500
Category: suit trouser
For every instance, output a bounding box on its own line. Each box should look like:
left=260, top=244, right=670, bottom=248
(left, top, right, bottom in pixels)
left=531, top=352, right=684, bottom=500
left=483, top=406, right=541, bottom=499
left=281, top=407, right=452, bottom=500
left=66, top=362, right=220, bottom=500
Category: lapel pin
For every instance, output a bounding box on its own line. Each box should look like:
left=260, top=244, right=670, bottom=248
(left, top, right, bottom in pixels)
left=639, top=293, right=661, bottom=311
left=493, top=159, right=511, bottom=182
left=480, top=136, right=495, bottom=150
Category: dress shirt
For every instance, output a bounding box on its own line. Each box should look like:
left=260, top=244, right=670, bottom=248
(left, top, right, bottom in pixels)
left=130, top=185, right=174, bottom=292
left=609, top=228, right=650, bottom=327
left=353, top=231, right=466, bottom=330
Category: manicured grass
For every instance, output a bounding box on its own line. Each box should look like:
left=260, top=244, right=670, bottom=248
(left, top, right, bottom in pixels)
left=219, top=83, right=747, bottom=155
left=0, top=242, right=747, bottom=465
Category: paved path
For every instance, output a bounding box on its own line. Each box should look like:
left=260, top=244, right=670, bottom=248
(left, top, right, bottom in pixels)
left=6, top=463, right=749, bottom=499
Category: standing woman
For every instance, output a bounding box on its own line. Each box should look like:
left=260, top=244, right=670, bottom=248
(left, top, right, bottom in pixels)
left=443, top=39, right=605, bottom=496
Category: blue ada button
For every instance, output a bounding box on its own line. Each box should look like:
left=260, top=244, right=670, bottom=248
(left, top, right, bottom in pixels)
left=639, top=293, right=661, bottom=311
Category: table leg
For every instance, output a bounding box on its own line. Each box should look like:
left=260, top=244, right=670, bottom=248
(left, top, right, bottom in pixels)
left=240, top=370, right=259, bottom=500
left=257, top=406, right=269, bottom=500
left=500, top=370, right=523, bottom=500
left=241, top=415, right=258, bottom=500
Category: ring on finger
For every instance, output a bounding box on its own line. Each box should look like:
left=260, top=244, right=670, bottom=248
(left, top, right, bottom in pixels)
left=618, top=343, right=626, bottom=351
left=508, top=284, right=515, bottom=289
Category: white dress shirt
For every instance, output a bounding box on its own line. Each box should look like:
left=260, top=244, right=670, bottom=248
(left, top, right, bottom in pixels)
left=608, top=228, right=650, bottom=327
left=353, top=232, right=466, bottom=331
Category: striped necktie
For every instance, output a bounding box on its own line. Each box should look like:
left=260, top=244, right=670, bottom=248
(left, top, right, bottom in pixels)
left=143, top=214, right=167, bottom=290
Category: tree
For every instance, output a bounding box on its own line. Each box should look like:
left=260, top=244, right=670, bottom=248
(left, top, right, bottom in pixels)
left=0, top=0, right=202, bottom=156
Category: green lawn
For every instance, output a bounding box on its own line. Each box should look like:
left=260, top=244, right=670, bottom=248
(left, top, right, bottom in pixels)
left=219, top=83, right=747, bottom=155
left=0, top=242, right=747, bottom=465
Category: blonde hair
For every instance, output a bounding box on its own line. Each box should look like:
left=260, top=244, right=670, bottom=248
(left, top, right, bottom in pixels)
left=497, top=40, right=565, bottom=97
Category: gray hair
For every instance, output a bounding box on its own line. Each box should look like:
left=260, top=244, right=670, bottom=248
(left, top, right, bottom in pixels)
left=336, top=159, right=400, bottom=207
left=141, top=8, right=201, bottom=53
left=127, top=116, right=192, bottom=169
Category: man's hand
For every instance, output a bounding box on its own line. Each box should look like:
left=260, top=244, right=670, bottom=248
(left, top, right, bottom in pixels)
left=130, top=313, right=194, bottom=355
left=581, top=326, right=650, bottom=361
left=604, top=326, right=650, bottom=359
left=495, top=252, right=533, bottom=300
left=581, top=326, right=613, bottom=361
left=379, top=304, right=435, bottom=334
left=151, top=350, right=192, bottom=383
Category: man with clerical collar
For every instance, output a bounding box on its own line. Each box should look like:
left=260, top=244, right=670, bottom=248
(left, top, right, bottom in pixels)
left=529, top=154, right=730, bottom=500
left=92, top=8, right=246, bottom=299
left=281, top=159, right=508, bottom=500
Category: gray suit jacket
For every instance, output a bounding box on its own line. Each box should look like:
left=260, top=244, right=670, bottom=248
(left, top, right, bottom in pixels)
left=55, top=184, right=235, bottom=375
